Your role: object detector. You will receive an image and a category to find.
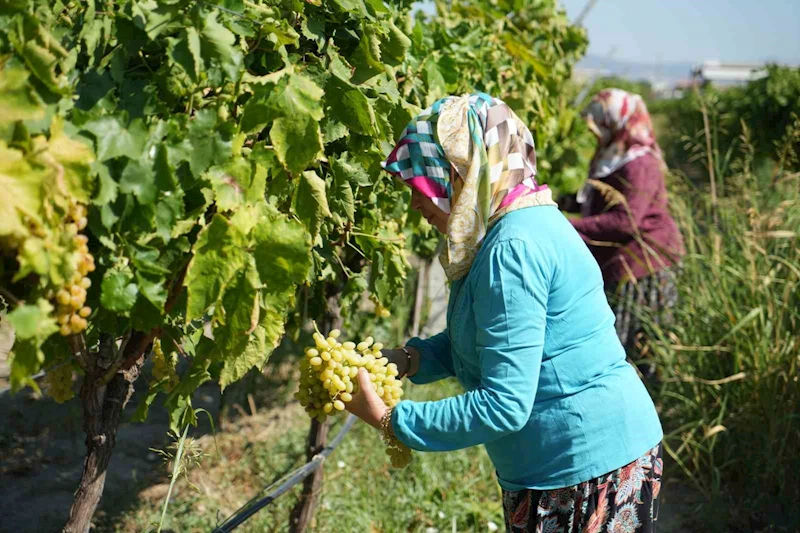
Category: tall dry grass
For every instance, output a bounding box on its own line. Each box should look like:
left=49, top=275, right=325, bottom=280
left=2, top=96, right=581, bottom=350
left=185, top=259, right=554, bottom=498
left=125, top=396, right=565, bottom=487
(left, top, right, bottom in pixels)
left=641, top=119, right=800, bottom=530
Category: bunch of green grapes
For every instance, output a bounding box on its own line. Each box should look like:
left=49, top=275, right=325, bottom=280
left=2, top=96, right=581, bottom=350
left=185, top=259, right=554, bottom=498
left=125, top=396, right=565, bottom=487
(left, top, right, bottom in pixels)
left=42, top=363, right=75, bottom=403
left=370, top=296, right=392, bottom=318
left=296, top=329, right=403, bottom=420
left=55, top=203, right=95, bottom=336
left=151, top=338, right=179, bottom=391
left=295, top=329, right=410, bottom=467
left=383, top=435, right=412, bottom=468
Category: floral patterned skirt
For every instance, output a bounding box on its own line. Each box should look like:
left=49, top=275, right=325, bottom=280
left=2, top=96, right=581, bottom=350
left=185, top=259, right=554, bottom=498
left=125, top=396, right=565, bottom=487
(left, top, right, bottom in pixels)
left=502, top=443, right=663, bottom=533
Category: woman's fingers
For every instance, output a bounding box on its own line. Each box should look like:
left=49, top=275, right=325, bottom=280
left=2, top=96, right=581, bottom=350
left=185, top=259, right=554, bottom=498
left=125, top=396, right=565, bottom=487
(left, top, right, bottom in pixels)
left=357, top=367, right=373, bottom=390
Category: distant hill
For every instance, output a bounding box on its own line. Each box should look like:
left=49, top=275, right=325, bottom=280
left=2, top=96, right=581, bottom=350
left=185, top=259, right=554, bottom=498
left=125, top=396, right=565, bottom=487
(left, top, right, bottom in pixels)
left=576, top=54, right=695, bottom=84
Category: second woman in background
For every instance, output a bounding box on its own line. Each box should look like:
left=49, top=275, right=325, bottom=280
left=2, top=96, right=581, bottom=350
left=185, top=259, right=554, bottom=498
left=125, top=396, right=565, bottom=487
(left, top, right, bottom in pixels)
left=570, top=89, right=684, bottom=377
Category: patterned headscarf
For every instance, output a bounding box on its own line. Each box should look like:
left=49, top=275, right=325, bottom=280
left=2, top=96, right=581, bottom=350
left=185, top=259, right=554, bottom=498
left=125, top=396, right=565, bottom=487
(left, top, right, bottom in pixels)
left=382, top=93, right=555, bottom=281
left=578, top=88, right=663, bottom=204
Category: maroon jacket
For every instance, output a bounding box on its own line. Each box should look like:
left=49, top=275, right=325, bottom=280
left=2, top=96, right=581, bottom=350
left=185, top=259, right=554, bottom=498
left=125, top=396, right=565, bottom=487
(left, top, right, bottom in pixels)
left=571, top=154, right=684, bottom=284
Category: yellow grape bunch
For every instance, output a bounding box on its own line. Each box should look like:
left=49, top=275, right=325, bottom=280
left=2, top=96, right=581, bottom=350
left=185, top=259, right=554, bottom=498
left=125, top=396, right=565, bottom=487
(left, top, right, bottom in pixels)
left=151, top=338, right=180, bottom=391
left=295, top=329, right=411, bottom=467
left=369, top=295, right=391, bottom=318
left=295, top=329, right=403, bottom=420
left=42, top=363, right=75, bottom=403
left=55, top=202, right=95, bottom=337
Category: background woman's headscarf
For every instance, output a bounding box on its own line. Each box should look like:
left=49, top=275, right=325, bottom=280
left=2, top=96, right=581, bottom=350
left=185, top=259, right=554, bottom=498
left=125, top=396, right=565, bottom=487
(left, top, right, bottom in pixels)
left=577, top=88, right=663, bottom=205
left=382, top=93, right=555, bottom=281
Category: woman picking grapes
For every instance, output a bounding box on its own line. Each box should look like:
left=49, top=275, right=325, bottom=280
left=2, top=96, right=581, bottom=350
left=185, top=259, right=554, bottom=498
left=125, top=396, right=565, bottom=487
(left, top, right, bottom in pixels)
left=568, top=89, right=684, bottom=379
left=346, top=93, right=663, bottom=532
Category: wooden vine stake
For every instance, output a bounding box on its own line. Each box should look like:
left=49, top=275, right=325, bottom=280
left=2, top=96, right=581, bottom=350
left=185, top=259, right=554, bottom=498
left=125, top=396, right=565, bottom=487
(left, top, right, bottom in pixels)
left=289, top=285, right=343, bottom=533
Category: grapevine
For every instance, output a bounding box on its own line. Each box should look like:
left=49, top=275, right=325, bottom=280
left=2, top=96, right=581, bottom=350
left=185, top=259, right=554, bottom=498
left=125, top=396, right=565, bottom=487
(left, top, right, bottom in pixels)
left=295, top=328, right=411, bottom=468
left=0, top=0, right=585, bottom=527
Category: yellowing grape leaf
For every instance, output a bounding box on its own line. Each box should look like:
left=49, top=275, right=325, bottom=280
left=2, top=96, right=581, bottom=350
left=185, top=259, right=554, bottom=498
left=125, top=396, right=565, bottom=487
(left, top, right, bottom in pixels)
left=0, top=143, right=45, bottom=238
left=184, top=214, right=248, bottom=322
left=251, top=211, right=312, bottom=294
left=34, top=118, right=95, bottom=203
left=6, top=299, right=57, bottom=341
left=218, top=291, right=290, bottom=390
left=0, top=67, right=45, bottom=124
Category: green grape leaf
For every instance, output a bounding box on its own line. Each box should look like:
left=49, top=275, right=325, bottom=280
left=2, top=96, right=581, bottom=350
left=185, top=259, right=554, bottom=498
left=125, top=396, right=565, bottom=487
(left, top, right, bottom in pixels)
left=154, top=190, right=185, bottom=243
left=331, top=0, right=368, bottom=18
left=301, top=17, right=326, bottom=51
left=326, top=77, right=377, bottom=136
left=135, top=271, right=168, bottom=309
left=423, top=56, right=446, bottom=105
left=327, top=48, right=354, bottom=81
left=9, top=338, right=44, bottom=392
left=6, top=300, right=57, bottom=341
left=329, top=171, right=355, bottom=225
left=322, top=118, right=349, bottom=144
left=243, top=74, right=325, bottom=174
left=350, top=27, right=385, bottom=84
left=92, top=162, right=118, bottom=206
left=119, top=158, right=157, bottom=205
left=101, top=270, right=140, bottom=313
left=169, top=27, right=203, bottom=83
left=83, top=116, right=148, bottom=162
left=130, top=296, right=164, bottom=332
left=241, top=72, right=323, bottom=132
left=331, top=152, right=371, bottom=187
left=270, top=115, right=324, bottom=175
left=261, top=18, right=300, bottom=47
left=184, top=214, right=248, bottom=322
left=184, top=109, right=233, bottom=177
left=200, top=11, right=243, bottom=81
left=131, top=384, right=160, bottom=423
left=294, top=170, right=331, bottom=236
left=379, top=19, right=411, bottom=65
left=251, top=211, right=311, bottom=293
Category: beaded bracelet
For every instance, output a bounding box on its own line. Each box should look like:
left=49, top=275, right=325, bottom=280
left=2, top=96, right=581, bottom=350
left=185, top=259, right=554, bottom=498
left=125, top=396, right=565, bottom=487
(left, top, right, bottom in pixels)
left=379, top=407, right=412, bottom=468
left=379, top=407, right=396, bottom=442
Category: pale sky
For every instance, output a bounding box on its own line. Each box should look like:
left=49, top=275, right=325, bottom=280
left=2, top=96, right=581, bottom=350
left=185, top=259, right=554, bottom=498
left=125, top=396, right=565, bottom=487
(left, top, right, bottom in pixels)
left=558, top=0, right=800, bottom=64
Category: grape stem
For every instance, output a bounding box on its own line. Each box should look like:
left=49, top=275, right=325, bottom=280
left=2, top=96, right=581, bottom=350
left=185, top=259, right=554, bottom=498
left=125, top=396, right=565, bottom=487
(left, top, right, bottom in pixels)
left=349, top=231, right=404, bottom=243
left=99, top=257, right=190, bottom=385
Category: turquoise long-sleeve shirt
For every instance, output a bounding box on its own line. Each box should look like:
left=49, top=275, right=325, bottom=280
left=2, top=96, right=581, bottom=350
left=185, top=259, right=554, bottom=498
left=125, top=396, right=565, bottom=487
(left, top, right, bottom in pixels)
left=392, top=205, right=663, bottom=491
